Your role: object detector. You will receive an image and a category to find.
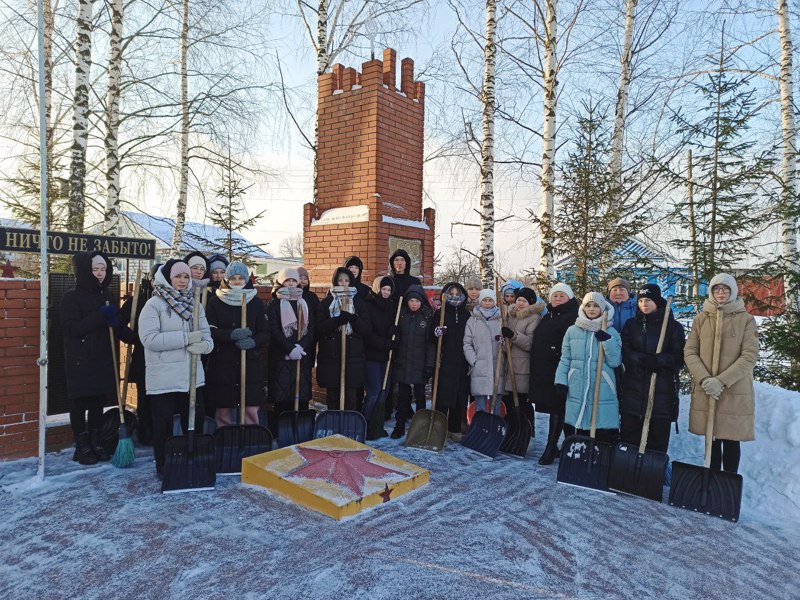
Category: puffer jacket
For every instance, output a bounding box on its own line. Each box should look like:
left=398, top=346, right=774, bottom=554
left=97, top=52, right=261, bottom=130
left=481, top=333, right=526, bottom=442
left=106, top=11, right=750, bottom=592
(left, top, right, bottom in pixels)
left=431, top=283, right=470, bottom=410
left=394, top=295, right=435, bottom=385
left=556, top=310, right=622, bottom=430
left=266, top=292, right=315, bottom=405
left=388, top=248, right=421, bottom=302
left=608, top=296, right=637, bottom=333
left=463, top=306, right=504, bottom=397
left=685, top=298, right=759, bottom=441
left=138, top=270, right=213, bottom=395
left=530, top=297, right=579, bottom=414
left=503, top=300, right=546, bottom=394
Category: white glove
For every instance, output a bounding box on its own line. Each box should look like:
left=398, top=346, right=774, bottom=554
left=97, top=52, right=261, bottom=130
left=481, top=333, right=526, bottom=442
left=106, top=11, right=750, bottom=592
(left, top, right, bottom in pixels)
left=288, top=344, right=306, bottom=361
left=701, top=377, right=724, bottom=398
left=187, top=341, right=206, bottom=354
left=187, top=330, right=203, bottom=344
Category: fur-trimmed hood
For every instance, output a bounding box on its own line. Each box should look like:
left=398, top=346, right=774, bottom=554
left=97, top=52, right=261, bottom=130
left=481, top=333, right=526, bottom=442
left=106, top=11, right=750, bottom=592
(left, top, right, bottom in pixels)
left=508, top=299, right=546, bottom=319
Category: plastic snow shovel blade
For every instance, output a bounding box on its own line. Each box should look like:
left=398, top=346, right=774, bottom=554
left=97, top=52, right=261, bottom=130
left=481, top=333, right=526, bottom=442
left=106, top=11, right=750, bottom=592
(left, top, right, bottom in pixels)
left=277, top=409, right=316, bottom=448
left=557, top=435, right=614, bottom=493
left=405, top=409, right=448, bottom=452
left=461, top=411, right=506, bottom=459
left=161, top=431, right=216, bottom=493
left=668, top=461, right=743, bottom=522
left=313, top=410, right=367, bottom=443
left=214, top=424, right=273, bottom=475
left=499, top=408, right=532, bottom=459
left=100, top=408, right=137, bottom=455
left=608, top=441, right=668, bottom=502
left=466, top=400, right=506, bottom=425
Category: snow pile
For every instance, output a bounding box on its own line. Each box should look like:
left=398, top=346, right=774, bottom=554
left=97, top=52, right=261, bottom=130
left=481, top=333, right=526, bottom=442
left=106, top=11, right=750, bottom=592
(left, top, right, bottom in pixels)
left=310, top=205, right=369, bottom=226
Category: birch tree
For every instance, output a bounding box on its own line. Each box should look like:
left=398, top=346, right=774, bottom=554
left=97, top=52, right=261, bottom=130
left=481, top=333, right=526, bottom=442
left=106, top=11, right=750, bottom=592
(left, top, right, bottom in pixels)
left=68, top=0, right=96, bottom=232
left=171, top=0, right=190, bottom=255
left=609, top=0, right=637, bottom=193
left=538, top=0, right=558, bottom=284
left=103, top=0, right=123, bottom=234
left=478, top=0, right=497, bottom=287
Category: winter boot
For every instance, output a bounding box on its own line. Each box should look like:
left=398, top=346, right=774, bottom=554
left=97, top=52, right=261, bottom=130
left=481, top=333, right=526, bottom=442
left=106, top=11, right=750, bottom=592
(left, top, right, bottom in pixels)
left=90, top=429, right=112, bottom=462
left=538, top=414, right=563, bottom=466
left=390, top=420, right=406, bottom=440
left=72, top=432, right=98, bottom=466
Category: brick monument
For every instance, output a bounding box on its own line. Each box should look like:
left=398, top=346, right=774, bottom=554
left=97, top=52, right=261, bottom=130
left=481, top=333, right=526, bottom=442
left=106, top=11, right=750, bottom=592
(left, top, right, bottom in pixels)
left=303, top=49, right=435, bottom=288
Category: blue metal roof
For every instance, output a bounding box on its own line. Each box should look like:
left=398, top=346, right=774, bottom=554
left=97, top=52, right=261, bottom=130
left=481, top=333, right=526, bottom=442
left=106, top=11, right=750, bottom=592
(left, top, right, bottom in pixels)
left=121, top=211, right=271, bottom=259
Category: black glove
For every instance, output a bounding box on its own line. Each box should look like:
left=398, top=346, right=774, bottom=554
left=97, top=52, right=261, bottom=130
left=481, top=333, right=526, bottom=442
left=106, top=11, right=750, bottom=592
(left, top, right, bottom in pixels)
left=340, top=311, right=357, bottom=323
left=424, top=367, right=434, bottom=380
left=230, top=327, right=253, bottom=341
left=594, top=330, right=611, bottom=342
left=641, top=354, right=658, bottom=372
left=501, top=326, right=515, bottom=339
left=554, top=383, right=568, bottom=400
left=388, top=324, right=399, bottom=338
left=100, top=304, right=119, bottom=327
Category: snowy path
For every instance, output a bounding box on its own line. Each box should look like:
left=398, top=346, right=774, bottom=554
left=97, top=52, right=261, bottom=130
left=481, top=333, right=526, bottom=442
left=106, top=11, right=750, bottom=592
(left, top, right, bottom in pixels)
left=2, top=384, right=798, bottom=600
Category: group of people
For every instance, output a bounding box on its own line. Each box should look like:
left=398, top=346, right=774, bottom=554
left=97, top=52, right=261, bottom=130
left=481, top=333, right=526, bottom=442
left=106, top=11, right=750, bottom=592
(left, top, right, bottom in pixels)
left=60, top=247, right=759, bottom=479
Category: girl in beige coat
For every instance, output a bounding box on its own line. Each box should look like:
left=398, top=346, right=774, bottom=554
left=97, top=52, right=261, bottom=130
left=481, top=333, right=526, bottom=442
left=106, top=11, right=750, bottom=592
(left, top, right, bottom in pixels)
left=684, top=273, right=759, bottom=474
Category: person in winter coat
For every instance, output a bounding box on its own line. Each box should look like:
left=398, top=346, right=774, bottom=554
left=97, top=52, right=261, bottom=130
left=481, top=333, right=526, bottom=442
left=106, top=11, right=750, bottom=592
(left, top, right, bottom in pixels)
left=316, top=267, right=372, bottom=409
left=619, top=284, right=685, bottom=452
left=296, top=266, right=320, bottom=368
left=184, top=251, right=211, bottom=290
left=606, top=277, right=637, bottom=334
left=204, top=262, right=269, bottom=427
left=138, top=259, right=214, bottom=478
left=463, top=289, right=505, bottom=415
left=390, top=284, right=435, bottom=439
left=118, top=264, right=159, bottom=446
left=684, top=273, right=759, bottom=474
left=530, top=282, right=579, bottom=464
left=207, top=254, right=229, bottom=293
left=266, top=268, right=315, bottom=423
left=432, top=282, right=471, bottom=441
left=555, top=292, right=622, bottom=445
left=60, top=251, right=119, bottom=465
left=501, top=287, right=546, bottom=423
left=363, top=276, right=398, bottom=439
left=388, top=249, right=421, bottom=302
left=501, top=279, right=524, bottom=307
left=465, top=275, right=482, bottom=314
left=343, top=256, right=372, bottom=300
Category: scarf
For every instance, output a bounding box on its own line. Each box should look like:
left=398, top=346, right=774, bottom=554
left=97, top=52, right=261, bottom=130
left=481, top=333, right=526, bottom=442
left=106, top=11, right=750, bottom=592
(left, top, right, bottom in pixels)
left=329, top=286, right=357, bottom=334
left=477, top=306, right=499, bottom=320
left=153, top=284, right=194, bottom=321
left=216, top=283, right=258, bottom=308
left=276, top=286, right=309, bottom=338
left=446, top=292, right=465, bottom=307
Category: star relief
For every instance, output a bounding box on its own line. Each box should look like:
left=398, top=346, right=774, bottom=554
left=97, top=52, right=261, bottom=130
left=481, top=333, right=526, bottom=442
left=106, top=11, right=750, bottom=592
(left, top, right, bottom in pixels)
left=287, top=447, right=408, bottom=497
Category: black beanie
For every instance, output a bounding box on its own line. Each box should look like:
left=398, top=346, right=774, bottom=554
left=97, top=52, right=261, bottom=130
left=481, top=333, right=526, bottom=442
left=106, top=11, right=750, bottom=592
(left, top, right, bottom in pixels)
left=515, top=287, right=537, bottom=305
left=637, top=283, right=666, bottom=309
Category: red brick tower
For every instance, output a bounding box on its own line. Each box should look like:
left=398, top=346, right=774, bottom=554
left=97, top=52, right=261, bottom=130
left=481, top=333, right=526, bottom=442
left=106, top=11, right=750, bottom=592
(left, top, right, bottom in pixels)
left=303, top=49, right=435, bottom=289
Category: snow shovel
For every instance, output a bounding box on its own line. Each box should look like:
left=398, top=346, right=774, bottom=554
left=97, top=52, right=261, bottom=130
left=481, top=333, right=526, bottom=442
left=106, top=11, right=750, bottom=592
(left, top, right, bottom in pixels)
left=406, top=294, right=448, bottom=452
left=215, top=294, right=273, bottom=474
left=277, top=307, right=315, bottom=447
left=557, top=313, right=613, bottom=493
left=162, top=288, right=216, bottom=493
left=366, top=297, right=403, bottom=440
left=314, top=310, right=367, bottom=442
left=669, top=309, right=742, bottom=522
left=609, top=297, right=673, bottom=501
left=499, top=304, right=532, bottom=459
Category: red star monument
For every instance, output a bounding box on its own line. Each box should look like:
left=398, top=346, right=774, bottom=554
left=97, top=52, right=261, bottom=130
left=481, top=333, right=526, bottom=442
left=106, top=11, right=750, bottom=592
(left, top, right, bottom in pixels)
left=287, top=447, right=408, bottom=497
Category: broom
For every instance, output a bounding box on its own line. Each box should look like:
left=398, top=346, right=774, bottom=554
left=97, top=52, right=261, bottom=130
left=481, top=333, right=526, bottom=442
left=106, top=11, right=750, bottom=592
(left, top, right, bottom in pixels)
left=111, top=270, right=141, bottom=468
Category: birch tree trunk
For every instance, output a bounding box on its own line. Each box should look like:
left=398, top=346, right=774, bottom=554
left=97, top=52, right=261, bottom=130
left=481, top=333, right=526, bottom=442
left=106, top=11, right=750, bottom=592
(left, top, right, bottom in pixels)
left=609, top=0, right=637, bottom=197
left=312, top=0, right=329, bottom=212
left=478, top=0, right=497, bottom=287
left=43, top=0, right=54, bottom=214
left=68, top=0, right=95, bottom=233
left=103, top=0, right=124, bottom=235
left=538, top=0, right=558, bottom=283
left=171, top=0, right=190, bottom=255
left=778, top=0, right=799, bottom=311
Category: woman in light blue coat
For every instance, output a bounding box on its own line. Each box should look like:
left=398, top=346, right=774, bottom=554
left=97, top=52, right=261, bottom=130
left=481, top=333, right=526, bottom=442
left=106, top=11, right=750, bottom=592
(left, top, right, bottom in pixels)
left=555, top=292, right=622, bottom=444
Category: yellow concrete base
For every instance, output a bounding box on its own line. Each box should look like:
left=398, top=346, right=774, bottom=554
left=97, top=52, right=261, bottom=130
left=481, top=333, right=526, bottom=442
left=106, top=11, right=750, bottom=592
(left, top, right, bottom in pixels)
left=242, top=434, right=430, bottom=520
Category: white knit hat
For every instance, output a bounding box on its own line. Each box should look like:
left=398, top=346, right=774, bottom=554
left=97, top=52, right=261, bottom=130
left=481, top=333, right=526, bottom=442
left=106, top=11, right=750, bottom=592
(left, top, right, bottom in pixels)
left=277, top=268, right=300, bottom=285
left=708, top=273, right=738, bottom=302
left=187, top=255, right=206, bottom=270
left=478, top=289, right=496, bottom=304
left=549, top=282, right=575, bottom=301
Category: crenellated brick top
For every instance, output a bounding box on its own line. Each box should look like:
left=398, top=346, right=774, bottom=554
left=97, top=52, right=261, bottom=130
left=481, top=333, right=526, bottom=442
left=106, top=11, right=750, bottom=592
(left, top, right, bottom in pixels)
left=318, top=48, right=425, bottom=103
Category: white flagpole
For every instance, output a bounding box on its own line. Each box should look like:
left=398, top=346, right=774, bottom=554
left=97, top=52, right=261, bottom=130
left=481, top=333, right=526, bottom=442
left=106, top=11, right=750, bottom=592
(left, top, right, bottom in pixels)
left=36, top=0, right=49, bottom=480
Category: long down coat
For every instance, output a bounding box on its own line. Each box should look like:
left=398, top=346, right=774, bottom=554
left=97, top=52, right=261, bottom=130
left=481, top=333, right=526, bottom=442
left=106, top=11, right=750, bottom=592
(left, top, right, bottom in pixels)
left=684, top=298, right=759, bottom=441
left=266, top=295, right=315, bottom=406
left=394, top=298, right=435, bottom=386
left=530, top=297, right=580, bottom=414
left=315, top=295, right=372, bottom=389
left=463, top=307, right=505, bottom=397
left=431, top=283, right=470, bottom=410
left=503, top=300, right=546, bottom=394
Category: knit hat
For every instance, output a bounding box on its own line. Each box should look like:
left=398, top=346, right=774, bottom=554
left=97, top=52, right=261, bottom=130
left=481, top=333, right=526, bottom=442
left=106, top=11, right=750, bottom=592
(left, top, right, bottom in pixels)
left=277, top=268, right=300, bottom=285
left=607, top=277, right=632, bottom=296
left=709, top=273, right=738, bottom=302
left=187, top=255, right=207, bottom=271
left=162, top=260, right=191, bottom=282
left=465, top=275, right=482, bottom=290
left=405, top=284, right=426, bottom=304
left=478, top=289, right=496, bottom=304
left=297, top=266, right=310, bottom=281
left=549, top=282, right=575, bottom=301
left=208, top=254, right=228, bottom=273
left=225, top=261, right=249, bottom=281
left=501, top=279, right=523, bottom=296
left=515, top=287, right=537, bottom=305
left=637, top=283, right=666, bottom=309
left=580, top=291, right=608, bottom=315
left=91, top=254, right=107, bottom=269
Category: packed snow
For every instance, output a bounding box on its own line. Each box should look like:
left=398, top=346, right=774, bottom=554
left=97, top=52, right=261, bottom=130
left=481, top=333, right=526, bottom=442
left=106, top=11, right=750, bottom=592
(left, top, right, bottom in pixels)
left=1, top=382, right=798, bottom=600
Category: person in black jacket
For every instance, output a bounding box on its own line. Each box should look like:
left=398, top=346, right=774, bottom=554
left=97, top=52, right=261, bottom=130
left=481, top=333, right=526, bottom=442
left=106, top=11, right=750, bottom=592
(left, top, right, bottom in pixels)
left=316, top=267, right=372, bottom=410
left=363, top=276, right=398, bottom=439
left=530, top=282, right=579, bottom=465
left=184, top=251, right=210, bottom=290
left=60, top=251, right=118, bottom=465
left=118, top=264, right=159, bottom=445
left=431, top=282, right=470, bottom=441
left=207, top=254, right=229, bottom=293
left=343, top=255, right=371, bottom=300
left=205, top=262, right=269, bottom=427
left=296, top=266, right=320, bottom=370
left=391, top=284, right=434, bottom=439
left=388, top=248, right=421, bottom=302
left=619, top=284, right=685, bottom=452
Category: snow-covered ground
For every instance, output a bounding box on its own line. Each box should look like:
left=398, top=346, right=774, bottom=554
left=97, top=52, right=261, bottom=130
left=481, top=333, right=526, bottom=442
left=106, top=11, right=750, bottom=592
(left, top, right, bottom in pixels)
left=1, top=382, right=798, bottom=600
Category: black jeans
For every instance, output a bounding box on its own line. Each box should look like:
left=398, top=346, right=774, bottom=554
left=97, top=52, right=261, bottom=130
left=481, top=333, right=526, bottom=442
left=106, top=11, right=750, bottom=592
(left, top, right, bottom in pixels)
left=619, top=414, right=672, bottom=453
left=150, top=389, right=205, bottom=473
left=326, top=387, right=357, bottom=411
left=396, top=383, right=426, bottom=422
left=710, top=438, right=741, bottom=473
left=563, top=424, right=619, bottom=445
left=70, top=394, right=106, bottom=437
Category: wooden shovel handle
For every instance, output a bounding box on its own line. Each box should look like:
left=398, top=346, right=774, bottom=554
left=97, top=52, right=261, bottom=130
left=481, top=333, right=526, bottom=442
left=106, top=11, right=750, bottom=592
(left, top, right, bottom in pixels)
left=499, top=295, right=520, bottom=408
left=430, top=294, right=447, bottom=411
left=639, top=296, right=673, bottom=454
left=120, top=268, right=141, bottom=413
left=381, top=296, right=403, bottom=391
left=188, top=287, right=201, bottom=432
left=108, top=320, right=123, bottom=418
left=294, top=306, right=303, bottom=412
left=490, top=279, right=503, bottom=413
left=240, top=293, right=247, bottom=425
left=589, top=312, right=608, bottom=439
left=704, top=307, right=724, bottom=468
